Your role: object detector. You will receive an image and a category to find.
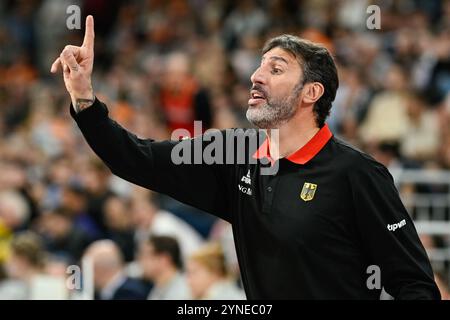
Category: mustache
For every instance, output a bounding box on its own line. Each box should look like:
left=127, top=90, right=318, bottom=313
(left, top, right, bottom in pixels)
left=250, top=84, right=268, bottom=99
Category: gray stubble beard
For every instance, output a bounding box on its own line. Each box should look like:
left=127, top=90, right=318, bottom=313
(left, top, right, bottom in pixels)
left=246, top=81, right=304, bottom=129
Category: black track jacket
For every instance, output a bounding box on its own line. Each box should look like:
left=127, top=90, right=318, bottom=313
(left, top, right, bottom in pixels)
left=71, top=98, right=440, bottom=300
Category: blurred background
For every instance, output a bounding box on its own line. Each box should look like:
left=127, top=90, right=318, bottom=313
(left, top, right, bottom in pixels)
left=0, top=0, right=449, bottom=300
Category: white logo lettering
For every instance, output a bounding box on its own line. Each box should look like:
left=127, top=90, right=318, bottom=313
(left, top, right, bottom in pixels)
left=387, top=219, right=406, bottom=231
left=238, top=184, right=252, bottom=196
left=241, top=169, right=251, bottom=185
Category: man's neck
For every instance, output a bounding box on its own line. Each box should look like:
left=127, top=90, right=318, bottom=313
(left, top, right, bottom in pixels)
left=267, top=112, right=319, bottom=161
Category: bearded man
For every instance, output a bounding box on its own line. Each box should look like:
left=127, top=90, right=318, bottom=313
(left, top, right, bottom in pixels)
left=51, top=16, right=439, bottom=300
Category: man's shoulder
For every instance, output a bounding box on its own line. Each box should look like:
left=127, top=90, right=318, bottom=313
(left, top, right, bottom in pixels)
left=330, top=137, right=388, bottom=174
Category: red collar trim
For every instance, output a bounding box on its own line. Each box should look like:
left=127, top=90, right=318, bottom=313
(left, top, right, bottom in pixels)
left=252, top=124, right=333, bottom=165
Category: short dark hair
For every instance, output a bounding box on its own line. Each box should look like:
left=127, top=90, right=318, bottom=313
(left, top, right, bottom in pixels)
left=148, top=235, right=183, bottom=270
left=262, top=34, right=339, bottom=128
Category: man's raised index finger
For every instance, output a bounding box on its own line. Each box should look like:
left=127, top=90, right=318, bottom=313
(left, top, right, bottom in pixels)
left=82, top=15, right=95, bottom=50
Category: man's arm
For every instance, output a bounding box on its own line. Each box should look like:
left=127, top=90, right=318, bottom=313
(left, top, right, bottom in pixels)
left=70, top=97, right=232, bottom=222
left=51, top=16, right=232, bottom=222
left=348, top=158, right=440, bottom=300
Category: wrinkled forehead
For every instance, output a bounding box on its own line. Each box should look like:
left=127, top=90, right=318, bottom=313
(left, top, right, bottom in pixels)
left=261, top=47, right=301, bottom=67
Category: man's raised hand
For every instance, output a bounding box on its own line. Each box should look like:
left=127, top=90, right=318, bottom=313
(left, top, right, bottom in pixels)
left=51, top=15, right=95, bottom=107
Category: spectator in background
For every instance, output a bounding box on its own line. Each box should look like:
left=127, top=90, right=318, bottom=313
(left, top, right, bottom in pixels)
left=0, top=231, right=46, bottom=299
left=222, top=0, right=268, bottom=51
left=131, top=193, right=203, bottom=259
left=0, top=190, right=30, bottom=263
left=400, top=93, right=441, bottom=162
left=139, top=235, right=191, bottom=300
left=36, top=208, right=93, bottom=262
left=424, top=28, right=450, bottom=105
left=61, top=184, right=101, bottom=240
left=81, top=159, right=116, bottom=235
left=208, top=220, right=240, bottom=280
left=187, top=243, right=245, bottom=300
left=359, top=64, right=411, bottom=144
left=328, top=64, right=371, bottom=143
left=158, top=52, right=212, bottom=136
left=42, top=156, right=74, bottom=210
left=103, top=195, right=135, bottom=262
left=83, top=240, right=148, bottom=300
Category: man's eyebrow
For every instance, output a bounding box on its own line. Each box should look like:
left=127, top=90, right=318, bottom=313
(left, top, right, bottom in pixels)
left=261, top=55, right=289, bottom=65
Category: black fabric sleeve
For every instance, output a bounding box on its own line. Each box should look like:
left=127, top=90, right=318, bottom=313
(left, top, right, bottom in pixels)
left=348, top=158, right=440, bottom=300
left=70, top=97, right=232, bottom=223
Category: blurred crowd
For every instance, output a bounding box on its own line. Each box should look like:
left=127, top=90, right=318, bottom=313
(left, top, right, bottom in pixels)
left=0, top=0, right=449, bottom=299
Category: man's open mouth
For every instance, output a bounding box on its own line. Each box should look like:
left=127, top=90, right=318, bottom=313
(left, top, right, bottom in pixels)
left=248, top=90, right=267, bottom=106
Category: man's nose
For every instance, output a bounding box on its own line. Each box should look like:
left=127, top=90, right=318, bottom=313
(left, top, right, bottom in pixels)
left=250, top=67, right=266, bottom=85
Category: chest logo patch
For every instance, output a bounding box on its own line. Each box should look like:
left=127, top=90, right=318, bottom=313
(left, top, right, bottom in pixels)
left=300, top=182, right=317, bottom=202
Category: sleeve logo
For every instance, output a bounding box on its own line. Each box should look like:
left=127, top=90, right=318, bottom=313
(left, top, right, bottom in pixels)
left=387, top=219, right=406, bottom=231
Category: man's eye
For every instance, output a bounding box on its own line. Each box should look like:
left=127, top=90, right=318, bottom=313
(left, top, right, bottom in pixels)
left=271, top=68, right=282, bottom=75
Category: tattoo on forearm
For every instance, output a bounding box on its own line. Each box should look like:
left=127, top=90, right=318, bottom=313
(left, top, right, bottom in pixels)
left=75, top=98, right=95, bottom=113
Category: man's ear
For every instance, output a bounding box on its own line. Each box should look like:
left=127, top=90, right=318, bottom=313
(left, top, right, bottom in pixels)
left=302, top=82, right=324, bottom=104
